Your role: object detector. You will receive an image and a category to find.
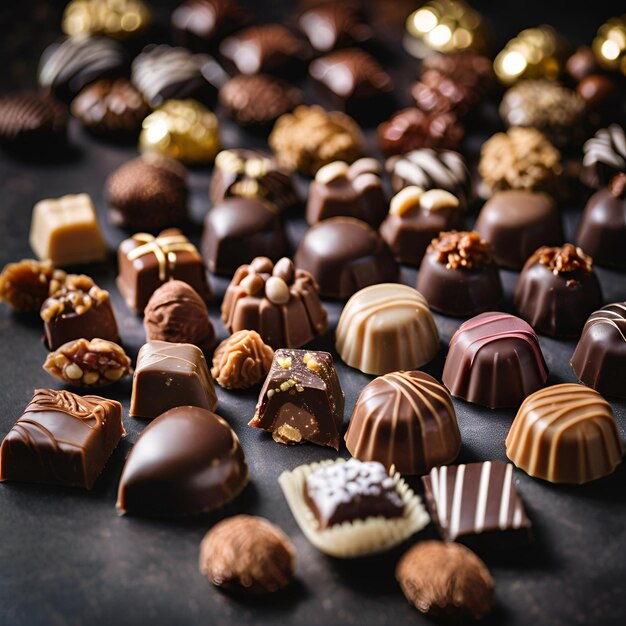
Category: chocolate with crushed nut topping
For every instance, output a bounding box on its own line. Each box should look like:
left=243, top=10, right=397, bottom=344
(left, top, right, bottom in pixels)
left=0, top=259, right=66, bottom=313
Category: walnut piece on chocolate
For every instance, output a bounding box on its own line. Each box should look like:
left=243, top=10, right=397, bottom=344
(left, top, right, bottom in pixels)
left=428, top=230, right=493, bottom=269
left=0, top=259, right=66, bottom=312
left=44, top=338, right=131, bottom=387
left=536, top=243, right=593, bottom=275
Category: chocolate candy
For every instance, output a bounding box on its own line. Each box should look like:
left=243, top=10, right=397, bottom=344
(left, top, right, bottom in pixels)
left=474, top=190, right=563, bottom=269
left=377, top=107, right=464, bottom=157
left=0, top=259, right=66, bottom=313
left=309, top=48, right=393, bottom=122
left=336, top=284, right=439, bottom=375
left=514, top=244, right=603, bottom=338
left=211, top=149, right=297, bottom=211
left=386, top=148, right=473, bottom=207
left=294, top=217, right=398, bottom=299
left=219, top=24, right=307, bottom=77
left=105, top=155, right=188, bottom=231
left=506, top=384, right=622, bottom=484
left=43, top=338, right=131, bottom=388
left=0, top=91, right=68, bottom=155
left=582, top=124, right=626, bottom=188
left=345, top=371, right=460, bottom=474
left=305, top=459, right=404, bottom=529
left=443, top=312, right=548, bottom=409
left=37, top=36, right=126, bottom=101
left=396, top=541, right=494, bottom=620
left=422, top=462, right=532, bottom=548
left=117, top=229, right=211, bottom=314
left=41, top=274, right=120, bottom=351
left=201, top=198, right=289, bottom=276
left=269, top=105, right=364, bottom=176
left=117, top=406, right=248, bottom=516
left=199, top=516, right=295, bottom=594
left=0, top=389, right=123, bottom=489
left=71, top=79, right=150, bottom=138
left=144, top=281, right=215, bottom=352
left=571, top=303, right=626, bottom=399
left=306, top=159, right=387, bottom=227
left=62, top=0, right=152, bottom=40
left=130, top=340, right=217, bottom=419
left=29, top=193, right=107, bottom=266
left=380, top=187, right=464, bottom=266
left=250, top=349, right=343, bottom=449
left=416, top=231, right=503, bottom=317
left=575, top=174, right=626, bottom=270
left=221, top=257, right=327, bottom=349
left=219, top=74, right=302, bottom=127
left=593, top=15, right=626, bottom=75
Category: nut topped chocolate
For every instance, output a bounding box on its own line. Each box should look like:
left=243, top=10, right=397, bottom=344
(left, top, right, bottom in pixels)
left=0, top=259, right=66, bottom=313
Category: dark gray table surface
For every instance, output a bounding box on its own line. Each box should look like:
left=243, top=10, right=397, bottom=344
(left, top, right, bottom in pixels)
left=1, top=2, right=626, bottom=625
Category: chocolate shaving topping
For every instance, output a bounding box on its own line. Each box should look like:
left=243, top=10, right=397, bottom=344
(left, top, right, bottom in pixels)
left=428, top=231, right=493, bottom=270
left=536, top=244, right=594, bottom=275
left=609, top=172, right=626, bottom=198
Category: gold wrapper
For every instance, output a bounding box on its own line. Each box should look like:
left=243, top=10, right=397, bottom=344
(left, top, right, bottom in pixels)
left=593, top=15, right=626, bottom=76
left=139, top=100, right=221, bottom=165
left=494, top=25, right=567, bottom=84
left=63, top=0, right=152, bottom=40
left=404, top=0, right=488, bottom=58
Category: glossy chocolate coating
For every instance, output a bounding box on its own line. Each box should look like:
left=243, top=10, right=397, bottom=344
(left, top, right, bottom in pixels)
left=250, top=349, right=344, bottom=450
left=202, top=197, right=289, bottom=276
left=0, top=389, right=123, bottom=489
left=475, top=191, right=563, bottom=269
left=345, top=371, right=460, bottom=475
left=130, top=340, right=217, bottom=419
left=571, top=303, right=626, bottom=399
left=442, top=312, right=548, bottom=409
left=117, top=405, right=248, bottom=516
left=581, top=124, right=626, bottom=189
left=506, top=384, right=622, bottom=484
left=294, top=217, right=398, bottom=299
left=304, top=459, right=404, bottom=529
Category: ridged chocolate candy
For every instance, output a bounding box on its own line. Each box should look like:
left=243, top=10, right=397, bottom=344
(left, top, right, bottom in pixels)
left=581, top=124, right=626, bottom=188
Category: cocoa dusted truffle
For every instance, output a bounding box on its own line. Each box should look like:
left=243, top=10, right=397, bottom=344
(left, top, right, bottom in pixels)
left=581, top=124, right=626, bottom=189
left=144, top=280, right=215, bottom=352
left=0, top=259, right=66, bottom=313
left=416, top=231, right=503, bottom=317
left=105, top=155, right=188, bottom=231
left=514, top=244, right=603, bottom=338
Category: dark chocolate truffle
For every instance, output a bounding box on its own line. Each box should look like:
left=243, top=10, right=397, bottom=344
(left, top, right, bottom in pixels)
left=442, top=312, right=549, bottom=409
left=294, top=217, right=398, bottom=299
left=416, top=231, right=503, bottom=317
left=581, top=124, right=626, bottom=189
left=514, top=244, right=603, bottom=338
left=571, top=303, right=626, bottom=399
left=474, top=190, right=563, bottom=269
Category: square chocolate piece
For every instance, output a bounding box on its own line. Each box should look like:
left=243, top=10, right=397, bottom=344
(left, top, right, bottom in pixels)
left=422, top=461, right=532, bottom=548
left=130, top=340, right=217, bottom=419
left=117, top=228, right=211, bottom=314
left=249, top=349, right=344, bottom=449
left=29, top=193, right=107, bottom=266
left=0, top=389, right=124, bottom=489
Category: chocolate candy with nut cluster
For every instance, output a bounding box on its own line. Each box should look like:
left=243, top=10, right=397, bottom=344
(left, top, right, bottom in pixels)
left=117, top=229, right=211, bottom=314
left=0, top=389, right=124, bottom=489
left=571, top=303, right=626, bottom=399
left=130, top=340, right=217, bottom=419
left=416, top=231, right=503, bottom=317
left=0, top=259, right=66, bottom=313
left=294, top=217, right=398, bottom=299
left=221, top=257, right=327, bottom=349
left=581, top=125, right=626, bottom=189
left=474, top=190, right=563, bottom=269
left=306, top=159, right=387, bottom=227
left=202, top=198, right=290, bottom=276
left=506, top=384, right=622, bottom=484
left=380, top=187, right=464, bottom=266
left=575, top=173, right=626, bottom=270
left=304, top=459, right=404, bottom=529
left=250, top=349, right=344, bottom=450
left=422, top=461, right=532, bottom=549
left=210, top=149, right=298, bottom=211
left=443, top=312, right=548, bottom=409
left=514, top=244, right=603, bottom=338
left=117, top=406, right=248, bottom=516
left=41, top=274, right=120, bottom=351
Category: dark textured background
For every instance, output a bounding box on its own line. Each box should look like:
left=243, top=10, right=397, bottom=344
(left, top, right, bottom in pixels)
left=1, top=2, right=626, bottom=625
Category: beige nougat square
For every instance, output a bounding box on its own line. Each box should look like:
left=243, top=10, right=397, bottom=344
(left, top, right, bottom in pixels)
left=29, top=193, right=107, bottom=266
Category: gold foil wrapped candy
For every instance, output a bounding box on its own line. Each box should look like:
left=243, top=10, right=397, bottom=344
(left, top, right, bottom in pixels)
left=494, top=25, right=567, bottom=84
left=62, top=0, right=152, bottom=39
left=139, top=99, right=220, bottom=165
left=404, top=0, right=487, bottom=58
left=593, top=15, right=626, bottom=75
